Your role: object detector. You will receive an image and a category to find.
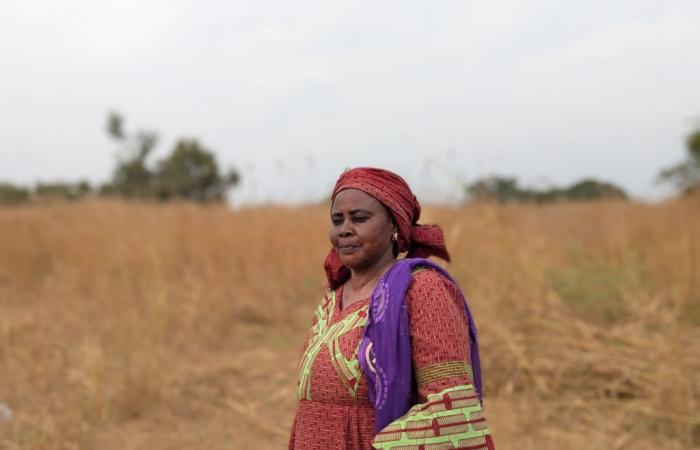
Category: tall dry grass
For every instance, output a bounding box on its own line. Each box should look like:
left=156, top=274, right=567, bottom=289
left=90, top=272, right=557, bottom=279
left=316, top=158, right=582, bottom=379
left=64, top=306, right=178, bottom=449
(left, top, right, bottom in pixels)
left=0, top=197, right=698, bottom=449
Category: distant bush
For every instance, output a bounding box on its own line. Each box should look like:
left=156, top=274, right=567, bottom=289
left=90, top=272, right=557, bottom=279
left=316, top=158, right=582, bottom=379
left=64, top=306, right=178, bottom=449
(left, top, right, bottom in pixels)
left=561, top=179, right=628, bottom=201
left=658, top=128, right=700, bottom=195
left=35, top=181, right=92, bottom=201
left=466, top=176, right=628, bottom=203
left=0, top=183, right=29, bottom=205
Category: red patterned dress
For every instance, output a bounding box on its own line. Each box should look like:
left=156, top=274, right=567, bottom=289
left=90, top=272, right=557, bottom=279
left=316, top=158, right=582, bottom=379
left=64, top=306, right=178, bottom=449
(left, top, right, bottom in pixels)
left=288, top=268, right=495, bottom=449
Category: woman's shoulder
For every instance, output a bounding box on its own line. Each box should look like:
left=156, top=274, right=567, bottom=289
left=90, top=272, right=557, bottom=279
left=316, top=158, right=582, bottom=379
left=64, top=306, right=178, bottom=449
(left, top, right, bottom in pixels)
left=410, top=264, right=457, bottom=286
left=405, top=265, right=470, bottom=331
left=407, top=264, right=461, bottom=301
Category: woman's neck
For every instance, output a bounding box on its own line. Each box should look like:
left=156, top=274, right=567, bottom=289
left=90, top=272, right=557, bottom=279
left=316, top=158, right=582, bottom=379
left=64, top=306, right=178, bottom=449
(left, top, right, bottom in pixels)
left=346, top=254, right=396, bottom=297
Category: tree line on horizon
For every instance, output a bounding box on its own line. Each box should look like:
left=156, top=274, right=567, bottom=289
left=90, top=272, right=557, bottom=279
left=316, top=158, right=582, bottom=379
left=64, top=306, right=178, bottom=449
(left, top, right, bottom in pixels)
left=464, top=177, right=628, bottom=203
left=467, top=126, right=700, bottom=203
left=0, top=112, right=241, bottom=206
left=1, top=116, right=699, bottom=206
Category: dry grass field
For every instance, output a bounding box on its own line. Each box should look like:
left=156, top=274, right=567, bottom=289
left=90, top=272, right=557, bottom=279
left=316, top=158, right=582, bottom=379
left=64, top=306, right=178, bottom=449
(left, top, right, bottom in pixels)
left=1, top=197, right=699, bottom=449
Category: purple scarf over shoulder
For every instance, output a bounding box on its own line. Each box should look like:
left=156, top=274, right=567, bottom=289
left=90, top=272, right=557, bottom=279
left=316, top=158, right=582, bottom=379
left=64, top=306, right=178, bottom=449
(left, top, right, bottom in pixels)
left=357, top=257, right=483, bottom=433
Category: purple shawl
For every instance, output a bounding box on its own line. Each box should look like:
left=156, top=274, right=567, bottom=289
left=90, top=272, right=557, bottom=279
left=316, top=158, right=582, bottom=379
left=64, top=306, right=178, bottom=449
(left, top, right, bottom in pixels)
left=357, top=258, right=483, bottom=433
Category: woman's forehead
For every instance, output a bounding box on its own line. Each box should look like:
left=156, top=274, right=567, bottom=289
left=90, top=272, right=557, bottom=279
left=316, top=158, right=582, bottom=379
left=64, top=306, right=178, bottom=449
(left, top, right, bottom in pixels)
left=331, top=189, right=383, bottom=212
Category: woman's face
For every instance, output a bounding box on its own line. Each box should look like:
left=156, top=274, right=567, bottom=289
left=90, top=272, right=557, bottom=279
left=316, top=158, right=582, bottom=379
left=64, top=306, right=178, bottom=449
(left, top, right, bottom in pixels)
left=330, top=189, right=396, bottom=272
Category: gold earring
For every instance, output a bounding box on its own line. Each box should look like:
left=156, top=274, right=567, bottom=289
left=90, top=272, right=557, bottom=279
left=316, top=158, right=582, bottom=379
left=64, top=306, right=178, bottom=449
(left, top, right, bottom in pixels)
left=392, top=232, right=398, bottom=242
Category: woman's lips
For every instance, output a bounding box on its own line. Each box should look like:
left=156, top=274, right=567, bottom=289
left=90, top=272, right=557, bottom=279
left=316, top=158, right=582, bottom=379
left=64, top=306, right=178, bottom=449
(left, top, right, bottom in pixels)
left=339, top=244, right=358, bottom=254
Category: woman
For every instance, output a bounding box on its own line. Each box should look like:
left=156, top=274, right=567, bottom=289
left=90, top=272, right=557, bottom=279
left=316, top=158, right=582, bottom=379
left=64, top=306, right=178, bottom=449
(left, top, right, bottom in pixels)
left=288, top=168, right=494, bottom=449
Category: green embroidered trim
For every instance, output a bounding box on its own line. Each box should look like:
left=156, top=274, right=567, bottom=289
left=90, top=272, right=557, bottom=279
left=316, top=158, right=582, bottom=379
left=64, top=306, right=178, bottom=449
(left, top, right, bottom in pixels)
left=329, top=336, right=363, bottom=398
left=415, top=361, right=473, bottom=387
left=297, top=291, right=368, bottom=401
left=411, top=266, right=428, bottom=276
left=371, top=385, right=491, bottom=449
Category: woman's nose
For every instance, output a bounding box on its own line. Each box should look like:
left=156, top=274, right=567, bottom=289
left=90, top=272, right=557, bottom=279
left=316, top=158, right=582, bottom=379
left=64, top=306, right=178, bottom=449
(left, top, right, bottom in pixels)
left=338, top=221, right=353, bottom=237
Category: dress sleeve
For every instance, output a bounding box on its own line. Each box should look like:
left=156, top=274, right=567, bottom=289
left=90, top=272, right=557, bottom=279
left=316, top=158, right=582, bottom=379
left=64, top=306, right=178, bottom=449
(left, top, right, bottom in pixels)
left=371, top=269, right=495, bottom=450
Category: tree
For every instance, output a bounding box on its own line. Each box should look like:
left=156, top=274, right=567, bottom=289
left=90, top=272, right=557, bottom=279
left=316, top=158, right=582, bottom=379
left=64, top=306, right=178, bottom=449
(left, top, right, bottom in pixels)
left=155, top=139, right=240, bottom=202
left=658, top=128, right=700, bottom=195
left=102, top=111, right=240, bottom=203
left=102, top=111, right=158, bottom=198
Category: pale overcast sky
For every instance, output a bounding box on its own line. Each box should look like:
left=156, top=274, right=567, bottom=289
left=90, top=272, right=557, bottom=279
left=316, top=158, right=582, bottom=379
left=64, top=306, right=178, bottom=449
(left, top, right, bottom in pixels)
left=1, top=0, right=699, bottom=204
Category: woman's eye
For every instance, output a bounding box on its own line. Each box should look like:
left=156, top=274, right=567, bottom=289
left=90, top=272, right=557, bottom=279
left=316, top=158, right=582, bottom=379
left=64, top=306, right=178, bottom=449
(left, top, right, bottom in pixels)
left=332, top=218, right=343, bottom=226
left=353, top=216, right=368, bottom=223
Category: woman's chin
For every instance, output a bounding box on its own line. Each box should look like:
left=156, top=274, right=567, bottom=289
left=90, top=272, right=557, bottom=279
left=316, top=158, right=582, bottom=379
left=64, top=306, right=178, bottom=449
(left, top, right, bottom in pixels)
left=339, top=256, right=358, bottom=269
left=338, top=254, right=366, bottom=271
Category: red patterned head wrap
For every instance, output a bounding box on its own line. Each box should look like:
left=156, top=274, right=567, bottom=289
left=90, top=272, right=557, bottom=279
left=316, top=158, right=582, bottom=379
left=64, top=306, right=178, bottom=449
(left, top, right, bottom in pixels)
left=324, top=167, right=451, bottom=288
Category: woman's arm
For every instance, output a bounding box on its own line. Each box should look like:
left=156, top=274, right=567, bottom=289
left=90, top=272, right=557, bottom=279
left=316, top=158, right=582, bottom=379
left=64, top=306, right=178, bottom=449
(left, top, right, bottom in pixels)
left=371, top=269, right=495, bottom=449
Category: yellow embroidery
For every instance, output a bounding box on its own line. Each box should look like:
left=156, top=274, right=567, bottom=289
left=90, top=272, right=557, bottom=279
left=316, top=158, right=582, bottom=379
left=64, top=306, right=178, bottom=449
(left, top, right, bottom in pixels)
left=297, top=291, right=368, bottom=401
left=415, top=361, right=472, bottom=386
